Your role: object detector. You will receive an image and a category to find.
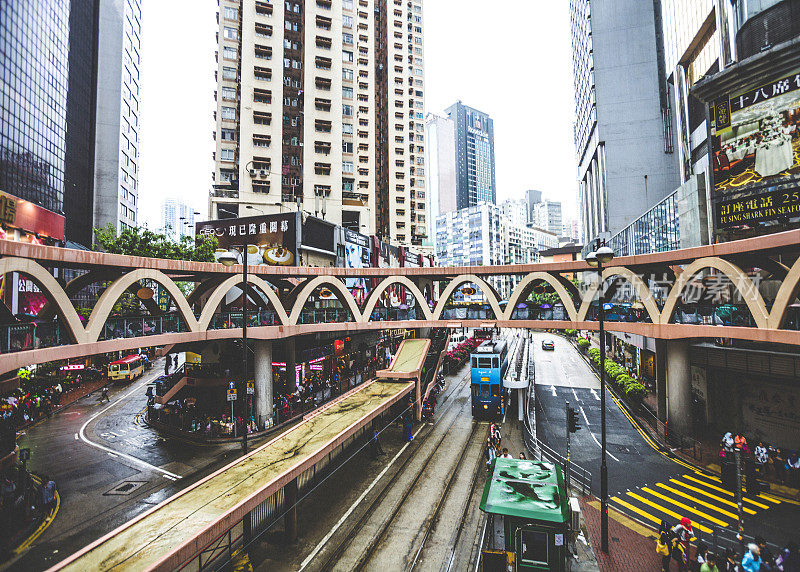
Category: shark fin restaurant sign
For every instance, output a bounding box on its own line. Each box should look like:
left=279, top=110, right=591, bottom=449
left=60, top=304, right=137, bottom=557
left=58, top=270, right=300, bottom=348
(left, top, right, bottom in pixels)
left=710, top=68, right=800, bottom=232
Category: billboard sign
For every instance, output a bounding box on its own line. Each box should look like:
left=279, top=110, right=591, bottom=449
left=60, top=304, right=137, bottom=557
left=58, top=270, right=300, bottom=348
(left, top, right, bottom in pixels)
left=196, top=213, right=298, bottom=266
left=710, top=68, right=800, bottom=228
left=344, top=229, right=371, bottom=305
left=0, top=190, right=65, bottom=241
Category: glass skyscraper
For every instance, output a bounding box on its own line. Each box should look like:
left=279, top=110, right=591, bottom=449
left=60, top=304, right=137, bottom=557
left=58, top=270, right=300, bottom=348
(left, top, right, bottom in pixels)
left=0, top=0, right=71, bottom=215
left=445, top=102, right=496, bottom=210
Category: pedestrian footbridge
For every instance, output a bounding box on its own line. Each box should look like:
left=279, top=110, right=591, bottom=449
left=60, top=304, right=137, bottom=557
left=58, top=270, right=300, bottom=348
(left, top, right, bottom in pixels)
left=1, top=230, right=800, bottom=375
left=52, top=378, right=414, bottom=571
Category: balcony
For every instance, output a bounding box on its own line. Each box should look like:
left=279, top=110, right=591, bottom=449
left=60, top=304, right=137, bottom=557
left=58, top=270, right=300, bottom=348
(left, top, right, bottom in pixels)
left=211, top=187, right=239, bottom=199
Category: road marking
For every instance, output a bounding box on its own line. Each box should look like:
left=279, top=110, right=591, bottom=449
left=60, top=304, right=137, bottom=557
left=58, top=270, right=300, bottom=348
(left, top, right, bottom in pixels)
left=298, top=424, right=426, bottom=571
left=107, top=452, right=117, bottom=458
left=626, top=491, right=713, bottom=534
left=579, top=406, right=590, bottom=426
left=550, top=385, right=557, bottom=397
left=640, top=487, right=728, bottom=526
left=682, top=475, right=769, bottom=509
left=74, top=433, right=78, bottom=440
left=588, top=429, right=620, bottom=462
left=610, top=496, right=662, bottom=527
left=669, top=479, right=757, bottom=514
left=13, top=475, right=60, bottom=554
left=571, top=387, right=579, bottom=400
left=590, top=389, right=599, bottom=400
left=78, top=378, right=182, bottom=480
left=164, top=475, right=178, bottom=481
left=655, top=482, right=739, bottom=519
left=588, top=500, right=656, bottom=538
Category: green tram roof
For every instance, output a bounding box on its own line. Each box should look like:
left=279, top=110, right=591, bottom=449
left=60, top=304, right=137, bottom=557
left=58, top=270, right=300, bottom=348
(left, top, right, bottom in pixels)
left=479, top=458, right=569, bottom=523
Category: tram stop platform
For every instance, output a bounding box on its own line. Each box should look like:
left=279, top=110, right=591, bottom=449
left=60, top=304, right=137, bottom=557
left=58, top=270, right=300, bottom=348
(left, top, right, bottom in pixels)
left=52, top=378, right=414, bottom=572
left=377, top=337, right=431, bottom=420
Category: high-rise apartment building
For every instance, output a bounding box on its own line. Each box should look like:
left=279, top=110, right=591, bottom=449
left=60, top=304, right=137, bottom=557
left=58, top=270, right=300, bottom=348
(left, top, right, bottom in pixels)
left=570, top=0, right=680, bottom=246
left=531, top=199, right=562, bottom=236
left=211, top=0, right=426, bottom=247
left=445, top=102, right=495, bottom=210
left=161, top=199, right=197, bottom=242
left=436, top=202, right=557, bottom=298
left=93, top=0, right=142, bottom=234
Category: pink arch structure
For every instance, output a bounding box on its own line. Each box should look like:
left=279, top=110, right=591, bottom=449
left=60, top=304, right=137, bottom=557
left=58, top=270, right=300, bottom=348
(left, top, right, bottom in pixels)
left=0, top=230, right=799, bottom=374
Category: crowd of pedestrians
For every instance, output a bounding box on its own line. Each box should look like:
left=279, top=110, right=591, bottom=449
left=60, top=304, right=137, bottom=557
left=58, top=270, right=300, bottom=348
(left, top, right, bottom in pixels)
left=719, top=432, right=800, bottom=488
left=659, top=519, right=799, bottom=571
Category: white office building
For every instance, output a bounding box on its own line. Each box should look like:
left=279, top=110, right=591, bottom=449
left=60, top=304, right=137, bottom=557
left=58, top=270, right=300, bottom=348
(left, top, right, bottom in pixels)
left=160, top=199, right=196, bottom=242
left=436, top=202, right=557, bottom=299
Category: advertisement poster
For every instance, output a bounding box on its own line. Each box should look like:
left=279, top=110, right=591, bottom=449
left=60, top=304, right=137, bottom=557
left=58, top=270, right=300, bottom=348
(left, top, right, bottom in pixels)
left=196, top=213, right=298, bottom=266
left=711, top=68, right=800, bottom=228
left=344, top=229, right=371, bottom=305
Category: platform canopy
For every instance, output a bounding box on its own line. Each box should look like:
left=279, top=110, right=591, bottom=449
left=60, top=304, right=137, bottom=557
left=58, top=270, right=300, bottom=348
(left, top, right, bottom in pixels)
left=479, top=458, right=569, bottom=523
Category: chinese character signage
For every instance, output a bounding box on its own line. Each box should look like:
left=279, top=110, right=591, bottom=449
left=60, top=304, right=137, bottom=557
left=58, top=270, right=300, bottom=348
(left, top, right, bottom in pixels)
left=0, top=190, right=65, bottom=241
left=716, top=189, right=800, bottom=227
left=710, top=68, right=800, bottom=210
left=195, top=213, right=298, bottom=266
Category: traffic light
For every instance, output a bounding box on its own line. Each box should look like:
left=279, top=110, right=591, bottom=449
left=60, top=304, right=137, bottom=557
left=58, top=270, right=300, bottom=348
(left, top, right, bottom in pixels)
left=567, top=406, right=581, bottom=433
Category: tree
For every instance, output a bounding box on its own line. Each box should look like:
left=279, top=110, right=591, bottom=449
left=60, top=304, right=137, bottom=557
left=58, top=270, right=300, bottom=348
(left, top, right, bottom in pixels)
left=93, top=224, right=217, bottom=262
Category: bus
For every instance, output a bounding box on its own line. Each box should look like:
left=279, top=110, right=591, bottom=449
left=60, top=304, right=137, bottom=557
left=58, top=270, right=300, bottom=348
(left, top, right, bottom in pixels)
left=470, top=338, right=509, bottom=418
left=108, top=355, right=146, bottom=383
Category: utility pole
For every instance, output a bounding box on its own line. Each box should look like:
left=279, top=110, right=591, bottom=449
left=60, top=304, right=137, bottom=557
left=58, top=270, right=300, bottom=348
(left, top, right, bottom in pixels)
left=735, top=447, right=744, bottom=553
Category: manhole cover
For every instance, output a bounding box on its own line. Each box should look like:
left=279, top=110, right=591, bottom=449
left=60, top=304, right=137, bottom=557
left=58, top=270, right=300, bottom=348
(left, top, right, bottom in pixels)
left=104, top=481, right=147, bottom=496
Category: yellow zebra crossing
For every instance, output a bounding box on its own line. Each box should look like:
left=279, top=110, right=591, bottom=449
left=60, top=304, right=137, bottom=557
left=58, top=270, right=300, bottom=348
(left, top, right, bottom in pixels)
left=611, top=471, right=781, bottom=533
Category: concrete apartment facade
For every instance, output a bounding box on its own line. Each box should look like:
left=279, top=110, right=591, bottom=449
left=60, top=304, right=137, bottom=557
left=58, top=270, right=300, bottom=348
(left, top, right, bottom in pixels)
left=570, top=0, right=680, bottom=245
left=93, top=0, right=142, bottom=234
left=211, top=0, right=426, bottom=247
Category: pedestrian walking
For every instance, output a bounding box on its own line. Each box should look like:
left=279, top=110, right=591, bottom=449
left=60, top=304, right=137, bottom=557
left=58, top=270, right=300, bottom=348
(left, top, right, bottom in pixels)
left=519, top=452, right=527, bottom=460
left=500, top=448, right=512, bottom=459
left=486, top=438, right=496, bottom=471
left=657, top=521, right=673, bottom=572
left=403, top=415, right=413, bottom=442
left=99, top=387, right=110, bottom=403
left=755, top=536, right=775, bottom=571
left=672, top=517, right=694, bottom=570
left=371, top=428, right=385, bottom=456
left=700, top=552, right=719, bottom=572
left=741, top=543, right=762, bottom=572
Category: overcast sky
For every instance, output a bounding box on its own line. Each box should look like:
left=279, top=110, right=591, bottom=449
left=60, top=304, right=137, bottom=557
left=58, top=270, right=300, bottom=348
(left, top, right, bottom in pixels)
left=139, top=0, right=577, bottom=228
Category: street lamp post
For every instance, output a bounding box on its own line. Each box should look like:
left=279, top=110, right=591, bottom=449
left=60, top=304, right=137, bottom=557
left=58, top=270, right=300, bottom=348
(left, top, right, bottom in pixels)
left=218, top=247, right=249, bottom=454
left=586, top=241, right=614, bottom=554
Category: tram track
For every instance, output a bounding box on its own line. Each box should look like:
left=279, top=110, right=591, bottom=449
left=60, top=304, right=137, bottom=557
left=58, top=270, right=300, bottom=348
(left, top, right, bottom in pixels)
left=309, top=370, right=472, bottom=572
left=408, top=420, right=486, bottom=572
left=351, top=398, right=474, bottom=572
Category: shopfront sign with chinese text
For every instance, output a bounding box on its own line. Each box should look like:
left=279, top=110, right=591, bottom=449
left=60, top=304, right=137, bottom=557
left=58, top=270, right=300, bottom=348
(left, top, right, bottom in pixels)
left=196, top=213, right=298, bottom=266
left=710, top=68, right=800, bottom=206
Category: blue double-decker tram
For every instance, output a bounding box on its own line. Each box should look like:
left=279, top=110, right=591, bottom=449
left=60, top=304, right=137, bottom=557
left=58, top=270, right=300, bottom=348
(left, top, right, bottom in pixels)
left=470, top=338, right=509, bottom=418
